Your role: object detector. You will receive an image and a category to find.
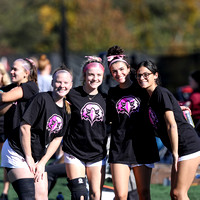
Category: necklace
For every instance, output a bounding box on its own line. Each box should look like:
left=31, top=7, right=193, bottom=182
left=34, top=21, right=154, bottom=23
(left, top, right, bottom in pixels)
left=83, top=85, right=98, bottom=100
left=88, top=94, right=97, bottom=100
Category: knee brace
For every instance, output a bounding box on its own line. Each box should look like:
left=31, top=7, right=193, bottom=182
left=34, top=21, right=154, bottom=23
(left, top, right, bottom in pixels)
left=12, top=178, right=35, bottom=200
left=67, top=177, right=88, bottom=200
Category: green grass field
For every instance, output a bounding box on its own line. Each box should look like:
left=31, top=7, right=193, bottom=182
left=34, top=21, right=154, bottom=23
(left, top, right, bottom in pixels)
left=1, top=166, right=200, bottom=200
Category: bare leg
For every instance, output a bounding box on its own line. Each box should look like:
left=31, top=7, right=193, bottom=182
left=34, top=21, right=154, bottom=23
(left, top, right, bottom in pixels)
left=110, top=163, right=130, bottom=200
left=7, top=168, right=34, bottom=183
left=7, top=168, right=48, bottom=200
left=2, top=169, right=10, bottom=194
left=86, top=165, right=105, bottom=200
left=7, top=168, right=35, bottom=200
left=65, top=163, right=86, bottom=179
left=133, top=165, right=152, bottom=200
left=35, top=172, right=48, bottom=200
left=171, top=156, right=200, bottom=200
left=1, top=142, right=10, bottom=198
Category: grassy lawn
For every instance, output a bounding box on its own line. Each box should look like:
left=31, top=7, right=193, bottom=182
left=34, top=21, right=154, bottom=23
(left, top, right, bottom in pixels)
left=151, top=184, right=200, bottom=200
left=1, top=166, right=200, bottom=199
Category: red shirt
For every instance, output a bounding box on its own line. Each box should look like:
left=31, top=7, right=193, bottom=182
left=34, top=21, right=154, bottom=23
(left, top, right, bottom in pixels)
left=189, top=91, right=200, bottom=121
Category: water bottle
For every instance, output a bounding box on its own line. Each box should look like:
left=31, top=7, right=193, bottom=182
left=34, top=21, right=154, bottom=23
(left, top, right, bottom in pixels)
left=196, top=174, right=200, bottom=179
left=56, top=192, right=64, bottom=200
left=183, top=110, right=195, bottom=127
left=163, top=177, right=171, bottom=186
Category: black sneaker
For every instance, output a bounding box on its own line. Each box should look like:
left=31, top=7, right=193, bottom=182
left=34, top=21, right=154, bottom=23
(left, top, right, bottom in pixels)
left=0, top=194, right=8, bottom=200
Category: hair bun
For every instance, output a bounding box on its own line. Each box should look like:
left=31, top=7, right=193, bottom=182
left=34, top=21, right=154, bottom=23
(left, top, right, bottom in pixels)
left=107, top=45, right=124, bottom=56
left=40, top=54, right=47, bottom=61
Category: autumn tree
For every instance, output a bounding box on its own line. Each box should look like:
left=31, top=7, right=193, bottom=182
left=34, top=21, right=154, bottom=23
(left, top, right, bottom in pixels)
left=1, top=0, right=200, bottom=55
left=65, top=0, right=133, bottom=53
left=38, top=0, right=133, bottom=53
left=0, top=0, right=44, bottom=54
left=116, top=0, right=200, bottom=55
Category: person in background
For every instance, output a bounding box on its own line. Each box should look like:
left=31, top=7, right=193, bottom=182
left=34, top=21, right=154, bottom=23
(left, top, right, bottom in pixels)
left=135, top=60, right=200, bottom=200
left=0, top=62, right=11, bottom=200
left=37, top=54, right=53, bottom=92
left=45, top=155, right=66, bottom=194
left=106, top=46, right=159, bottom=200
left=185, top=70, right=200, bottom=125
left=0, top=62, right=11, bottom=149
left=63, top=56, right=107, bottom=200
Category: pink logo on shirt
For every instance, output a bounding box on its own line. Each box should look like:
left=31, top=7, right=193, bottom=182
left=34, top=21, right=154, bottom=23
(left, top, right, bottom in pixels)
left=116, top=96, right=140, bottom=117
left=47, top=114, right=63, bottom=135
left=81, top=102, right=104, bottom=126
left=149, top=107, right=158, bottom=129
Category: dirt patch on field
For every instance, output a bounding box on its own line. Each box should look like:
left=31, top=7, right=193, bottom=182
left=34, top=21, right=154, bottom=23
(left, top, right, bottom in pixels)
left=151, top=163, right=200, bottom=185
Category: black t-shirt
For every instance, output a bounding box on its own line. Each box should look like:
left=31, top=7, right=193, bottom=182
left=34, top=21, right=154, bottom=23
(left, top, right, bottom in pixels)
left=195, top=120, right=200, bottom=136
left=0, top=116, right=5, bottom=142
left=4, top=81, right=39, bottom=149
left=107, top=84, right=159, bottom=164
left=18, top=92, right=70, bottom=161
left=0, top=84, right=17, bottom=142
left=149, top=86, right=200, bottom=157
left=0, top=84, right=16, bottom=142
left=62, top=86, right=107, bottom=162
left=1, top=83, right=17, bottom=92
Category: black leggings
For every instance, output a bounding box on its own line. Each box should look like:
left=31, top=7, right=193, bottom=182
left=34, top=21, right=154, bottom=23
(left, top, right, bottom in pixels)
left=45, top=163, right=67, bottom=193
left=12, top=178, right=35, bottom=200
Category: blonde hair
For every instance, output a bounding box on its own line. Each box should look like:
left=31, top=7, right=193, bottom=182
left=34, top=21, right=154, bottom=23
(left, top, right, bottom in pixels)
left=38, top=54, right=51, bottom=71
left=15, top=58, right=38, bottom=85
left=52, top=66, right=73, bottom=114
left=0, top=63, right=11, bottom=86
left=65, top=100, right=71, bottom=115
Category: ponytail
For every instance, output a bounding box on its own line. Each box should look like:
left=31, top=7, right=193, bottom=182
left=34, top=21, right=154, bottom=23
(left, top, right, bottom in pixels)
left=65, top=100, right=71, bottom=114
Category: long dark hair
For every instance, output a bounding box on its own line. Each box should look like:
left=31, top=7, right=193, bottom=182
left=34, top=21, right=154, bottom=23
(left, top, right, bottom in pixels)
left=106, top=45, right=129, bottom=69
left=136, top=60, right=161, bottom=85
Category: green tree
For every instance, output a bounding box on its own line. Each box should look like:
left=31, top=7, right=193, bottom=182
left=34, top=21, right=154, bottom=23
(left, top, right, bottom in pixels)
left=1, top=0, right=200, bottom=55
left=65, top=0, right=133, bottom=53
left=117, top=0, right=200, bottom=55
left=0, top=0, right=44, bottom=54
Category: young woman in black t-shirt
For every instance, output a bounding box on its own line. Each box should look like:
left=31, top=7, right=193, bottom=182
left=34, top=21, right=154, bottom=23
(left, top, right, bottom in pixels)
left=62, top=56, right=107, bottom=200
left=1, top=65, right=72, bottom=199
left=0, top=58, right=38, bottom=199
left=106, top=46, right=159, bottom=200
left=135, top=60, right=200, bottom=200
left=20, top=68, right=72, bottom=200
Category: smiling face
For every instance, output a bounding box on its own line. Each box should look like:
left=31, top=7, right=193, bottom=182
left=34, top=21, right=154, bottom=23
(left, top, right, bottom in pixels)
left=84, top=65, right=104, bottom=91
left=10, top=60, right=29, bottom=85
left=110, top=61, right=130, bottom=84
left=52, top=71, right=72, bottom=98
left=136, top=66, right=158, bottom=94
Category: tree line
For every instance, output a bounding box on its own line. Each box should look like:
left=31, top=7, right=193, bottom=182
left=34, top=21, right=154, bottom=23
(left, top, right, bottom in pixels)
left=0, top=0, right=200, bottom=56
